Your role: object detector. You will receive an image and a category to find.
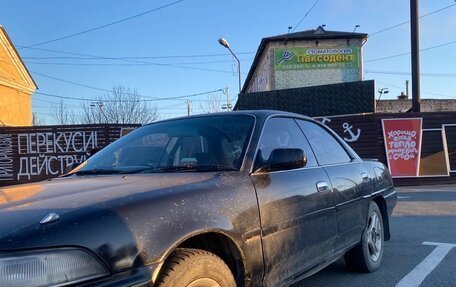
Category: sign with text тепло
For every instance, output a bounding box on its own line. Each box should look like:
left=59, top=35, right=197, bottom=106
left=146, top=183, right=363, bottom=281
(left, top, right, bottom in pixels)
left=382, top=118, right=423, bottom=177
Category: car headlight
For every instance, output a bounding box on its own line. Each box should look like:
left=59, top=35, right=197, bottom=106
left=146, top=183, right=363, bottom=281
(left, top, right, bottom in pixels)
left=0, top=248, right=109, bottom=287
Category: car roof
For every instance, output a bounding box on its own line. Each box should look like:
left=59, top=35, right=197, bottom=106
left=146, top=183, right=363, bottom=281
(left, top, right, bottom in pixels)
left=147, top=110, right=315, bottom=126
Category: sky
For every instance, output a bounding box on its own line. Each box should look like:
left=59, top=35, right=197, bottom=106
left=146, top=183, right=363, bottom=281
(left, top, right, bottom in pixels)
left=1, top=0, right=456, bottom=124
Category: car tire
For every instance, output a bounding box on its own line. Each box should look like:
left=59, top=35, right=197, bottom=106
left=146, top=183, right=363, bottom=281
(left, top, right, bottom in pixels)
left=344, top=201, right=384, bottom=273
left=155, top=248, right=236, bottom=287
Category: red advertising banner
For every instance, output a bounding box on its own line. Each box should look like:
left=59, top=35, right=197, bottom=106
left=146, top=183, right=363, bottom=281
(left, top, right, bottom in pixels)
left=382, top=118, right=423, bottom=177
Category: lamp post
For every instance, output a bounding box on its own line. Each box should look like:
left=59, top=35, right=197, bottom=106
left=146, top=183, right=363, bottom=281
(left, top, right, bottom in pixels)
left=218, top=37, right=241, bottom=94
left=90, top=101, right=108, bottom=123
left=376, top=88, right=389, bottom=112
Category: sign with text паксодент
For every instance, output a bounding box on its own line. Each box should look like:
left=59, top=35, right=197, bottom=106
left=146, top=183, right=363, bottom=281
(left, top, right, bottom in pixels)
left=274, top=46, right=360, bottom=71
left=382, top=118, right=423, bottom=177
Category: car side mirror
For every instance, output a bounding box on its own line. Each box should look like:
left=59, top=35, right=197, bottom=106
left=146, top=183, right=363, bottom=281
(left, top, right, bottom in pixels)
left=255, top=148, right=307, bottom=173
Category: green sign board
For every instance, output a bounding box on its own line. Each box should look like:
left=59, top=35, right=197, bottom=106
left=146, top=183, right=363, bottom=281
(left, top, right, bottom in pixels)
left=274, top=46, right=360, bottom=71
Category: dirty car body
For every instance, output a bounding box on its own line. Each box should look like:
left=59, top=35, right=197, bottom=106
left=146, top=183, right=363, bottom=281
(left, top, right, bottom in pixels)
left=0, top=110, right=397, bottom=287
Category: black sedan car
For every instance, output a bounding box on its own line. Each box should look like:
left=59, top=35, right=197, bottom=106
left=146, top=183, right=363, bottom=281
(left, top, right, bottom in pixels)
left=0, top=110, right=396, bottom=287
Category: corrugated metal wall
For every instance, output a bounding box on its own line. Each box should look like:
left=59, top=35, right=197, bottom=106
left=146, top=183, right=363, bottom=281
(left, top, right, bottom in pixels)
left=0, top=124, right=139, bottom=187
left=236, top=80, right=375, bottom=117
left=320, top=112, right=456, bottom=186
left=1, top=114, right=455, bottom=187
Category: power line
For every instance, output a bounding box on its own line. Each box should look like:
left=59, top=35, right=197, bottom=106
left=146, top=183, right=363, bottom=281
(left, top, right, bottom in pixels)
left=30, top=70, right=161, bottom=99
left=369, top=3, right=456, bottom=37
left=9, top=44, right=248, bottom=73
left=365, top=70, right=456, bottom=78
left=134, top=89, right=225, bottom=102
left=21, top=0, right=184, bottom=48
left=365, top=52, right=410, bottom=63
left=3, top=46, right=248, bottom=74
left=292, top=0, right=321, bottom=32
left=24, top=69, right=234, bottom=107
left=375, top=80, right=454, bottom=98
left=33, top=105, right=84, bottom=110
left=14, top=48, right=237, bottom=73
left=9, top=2, right=453, bottom=68
left=2, top=51, right=256, bottom=60
left=159, top=102, right=187, bottom=109
left=34, top=91, right=91, bottom=101
left=33, top=112, right=53, bottom=117
left=32, top=97, right=81, bottom=108
left=23, top=58, right=254, bottom=67
left=32, top=97, right=213, bottom=111
left=34, top=89, right=225, bottom=102
left=365, top=39, right=456, bottom=63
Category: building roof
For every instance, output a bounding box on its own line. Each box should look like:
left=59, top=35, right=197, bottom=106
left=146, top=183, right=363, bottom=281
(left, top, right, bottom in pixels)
left=0, top=25, right=37, bottom=92
left=241, top=26, right=368, bottom=93
left=264, top=26, right=368, bottom=42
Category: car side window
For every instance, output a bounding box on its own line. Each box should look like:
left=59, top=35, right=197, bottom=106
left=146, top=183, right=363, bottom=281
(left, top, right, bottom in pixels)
left=296, top=120, right=351, bottom=165
left=256, top=117, right=318, bottom=168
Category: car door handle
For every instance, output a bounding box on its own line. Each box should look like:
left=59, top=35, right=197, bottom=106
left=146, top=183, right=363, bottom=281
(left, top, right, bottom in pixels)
left=316, top=181, right=331, bottom=192
left=361, top=173, right=370, bottom=183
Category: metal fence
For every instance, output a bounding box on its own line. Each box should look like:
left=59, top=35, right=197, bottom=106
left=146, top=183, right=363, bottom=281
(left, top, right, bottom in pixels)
left=1, top=113, right=455, bottom=187
left=0, top=124, right=139, bottom=187
left=320, top=112, right=456, bottom=186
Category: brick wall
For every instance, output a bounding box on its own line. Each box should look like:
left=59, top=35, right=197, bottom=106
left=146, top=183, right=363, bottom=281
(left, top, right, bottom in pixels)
left=377, top=99, right=456, bottom=113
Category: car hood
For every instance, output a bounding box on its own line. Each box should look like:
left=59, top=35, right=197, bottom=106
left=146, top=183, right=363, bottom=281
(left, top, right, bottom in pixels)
left=0, top=173, right=216, bottom=238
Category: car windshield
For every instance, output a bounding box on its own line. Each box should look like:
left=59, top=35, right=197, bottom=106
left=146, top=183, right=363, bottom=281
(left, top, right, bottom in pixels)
left=73, top=115, right=255, bottom=174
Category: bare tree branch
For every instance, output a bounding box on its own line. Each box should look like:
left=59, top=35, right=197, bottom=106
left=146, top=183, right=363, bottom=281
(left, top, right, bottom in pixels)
left=80, top=85, right=159, bottom=124
left=50, top=100, right=77, bottom=125
left=199, top=91, right=222, bottom=114
left=32, top=113, right=44, bottom=126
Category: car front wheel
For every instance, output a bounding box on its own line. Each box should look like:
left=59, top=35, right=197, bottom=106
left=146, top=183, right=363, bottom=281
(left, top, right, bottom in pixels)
left=155, top=248, right=236, bottom=287
left=344, top=201, right=384, bottom=272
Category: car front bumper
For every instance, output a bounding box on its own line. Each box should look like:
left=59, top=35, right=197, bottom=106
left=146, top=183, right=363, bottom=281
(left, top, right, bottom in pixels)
left=80, top=264, right=159, bottom=287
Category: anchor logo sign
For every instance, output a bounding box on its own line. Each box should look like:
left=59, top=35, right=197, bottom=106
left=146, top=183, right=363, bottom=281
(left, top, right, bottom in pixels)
left=342, top=122, right=361, bottom=142
left=320, top=117, right=331, bottom=125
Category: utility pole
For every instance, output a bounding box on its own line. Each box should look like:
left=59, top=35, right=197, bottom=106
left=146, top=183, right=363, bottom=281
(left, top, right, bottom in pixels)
left=410, top=0, right=421, bottom=112
left=187, top=100, right=192, bottom=116
left=226, top=87, right=230, bottom=111
left=222, top=87, right=231, bottom=112
left=406, top=80, right=409, bottom=98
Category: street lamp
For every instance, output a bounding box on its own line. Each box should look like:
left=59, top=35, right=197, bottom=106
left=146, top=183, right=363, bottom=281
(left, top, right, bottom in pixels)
left=218, top=37, right=241, bottom=94
left=90, top=101, right=108, bottom=123
left=376, top=88, right=389, bottom=112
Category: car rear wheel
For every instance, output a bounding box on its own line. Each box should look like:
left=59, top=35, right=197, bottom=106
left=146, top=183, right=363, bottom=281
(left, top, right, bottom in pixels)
left=155, top=248, right=236, bottom=287
left=344, top=201, right=384, bottom=272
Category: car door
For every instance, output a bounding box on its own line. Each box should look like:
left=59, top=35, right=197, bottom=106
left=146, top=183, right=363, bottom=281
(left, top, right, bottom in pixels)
left=250, top=117, right=336, bottom=286
left=296, top=119, right=372, bottom=252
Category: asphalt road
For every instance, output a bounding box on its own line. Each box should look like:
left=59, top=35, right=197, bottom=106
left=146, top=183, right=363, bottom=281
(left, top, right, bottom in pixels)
left=294, top=184, right=456, bottom=287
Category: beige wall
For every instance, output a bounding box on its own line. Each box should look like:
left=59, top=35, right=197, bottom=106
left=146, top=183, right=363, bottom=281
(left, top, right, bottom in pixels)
left=0, top=85, right=32, bottom=126
left=246, top=45, right=273, bottom=93
left=0, top=26, right=35, bottom=126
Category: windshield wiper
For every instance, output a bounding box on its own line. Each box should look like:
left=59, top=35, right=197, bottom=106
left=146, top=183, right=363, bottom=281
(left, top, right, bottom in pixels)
left=130, top=165, right=237, bottom=174
left=191, top=165, right=238, bottom=172
left=74, top=169, right=126, bottom=176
